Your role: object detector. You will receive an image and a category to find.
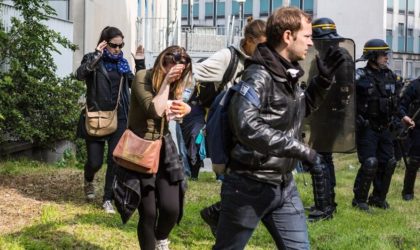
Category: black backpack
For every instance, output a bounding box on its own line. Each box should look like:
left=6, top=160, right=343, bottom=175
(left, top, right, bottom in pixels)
left=195, top=46, right=240, bottom=108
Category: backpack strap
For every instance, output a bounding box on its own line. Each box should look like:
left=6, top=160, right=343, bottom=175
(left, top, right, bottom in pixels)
left=217, top=45, right=240, bottom=92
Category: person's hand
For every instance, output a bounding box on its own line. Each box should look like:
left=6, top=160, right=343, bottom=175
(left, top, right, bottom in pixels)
left=170, top=100, right=191, bottom=118
left=131, top=44, right=145, bottom=60
left=356, top=115, right=369, bottom=128
left=402, top=116, right=415, bottom=129
left=164, top=64, right=185, bottom=84
left=303, top=153, right=325, bottom=172
left=95, top=40, right=107, bottom=54
left=316, top=46, right=346, bottom=80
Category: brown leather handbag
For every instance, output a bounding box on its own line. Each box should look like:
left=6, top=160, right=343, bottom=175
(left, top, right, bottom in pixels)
left=85, top=76, right=123, bottom=137
left=112, top=118, right=165, bottom=174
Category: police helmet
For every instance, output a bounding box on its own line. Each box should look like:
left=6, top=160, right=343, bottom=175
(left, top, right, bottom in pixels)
left=358, top=39, right=391, bottom=61
left=312, top=17, right=342, bottom=39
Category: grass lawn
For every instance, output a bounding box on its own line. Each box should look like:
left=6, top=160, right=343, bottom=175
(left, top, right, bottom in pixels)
left=0, top=153, right=419, bottom=249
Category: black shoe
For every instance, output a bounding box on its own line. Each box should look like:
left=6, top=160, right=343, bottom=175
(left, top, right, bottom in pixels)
left=368, top=196, right=390, bottom=209
left=304, top=204, right=316, bottom=212
left=307, top=207, right=334, bottom=222
left=402, top=194, right=414, bottom=201
left=352, top=199, right=370, bottom=211
left=200, top=206, right=218, bottom=237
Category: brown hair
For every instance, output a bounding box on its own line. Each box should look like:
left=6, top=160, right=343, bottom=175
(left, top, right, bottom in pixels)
left=266, top=7, right=312, bottom=48
left=244, top=17, right=266, bottom=40
left=97, top=26, right=124, bottom=45
left=151, top=45, right=192, bottom=99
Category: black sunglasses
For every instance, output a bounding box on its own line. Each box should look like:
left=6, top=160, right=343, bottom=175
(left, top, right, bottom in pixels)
left=169, top=52, right=190, bottom=65
left=108, top=42, right=125, bottom=49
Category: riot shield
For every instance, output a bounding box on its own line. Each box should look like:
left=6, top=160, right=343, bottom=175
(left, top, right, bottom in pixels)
left=301, top=38, right=356, bottom=153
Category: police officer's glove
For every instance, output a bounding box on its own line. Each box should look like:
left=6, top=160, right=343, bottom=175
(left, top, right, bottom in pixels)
left=302, top=152, right=325, bottom=172
left=316, top=46, right=346, bottom=81
left=356, top=115, right=369, bottom=128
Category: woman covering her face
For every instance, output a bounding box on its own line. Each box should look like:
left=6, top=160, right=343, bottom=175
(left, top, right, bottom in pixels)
left=114, top=45, right=192, bottom=250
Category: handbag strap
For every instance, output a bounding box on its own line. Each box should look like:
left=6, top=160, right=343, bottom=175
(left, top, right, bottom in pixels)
left=85, top=76, right=124, bottom=112
left=158, top=116, right=165, bottom=140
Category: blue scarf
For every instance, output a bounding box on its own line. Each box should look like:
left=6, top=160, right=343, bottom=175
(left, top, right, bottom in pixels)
left=102, top=48, right=132, bottom=74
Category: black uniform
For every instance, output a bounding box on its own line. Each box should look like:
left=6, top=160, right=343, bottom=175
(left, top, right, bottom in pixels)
left=399, top=77, right=420, bottom=200
left=353, top=64, right=400, bottom=209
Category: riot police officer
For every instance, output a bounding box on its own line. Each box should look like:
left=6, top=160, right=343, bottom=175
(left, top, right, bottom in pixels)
left=399, top=76, right=420, bottom=201
left=353, top=39, right=400, bottom=211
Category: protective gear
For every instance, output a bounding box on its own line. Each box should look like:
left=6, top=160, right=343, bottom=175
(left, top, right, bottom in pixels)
left=312, top=17, right=343, bottom=39
left=353, top=157, right=378, bottom=204
left=402, top=157, right=420, bottom=200
left=302, top=39, right=356, bottom=153
left=369, top=157, right=397, bottom=209
left=308, top=155, right=334, bottom=221
left=316, top=46, right=347, bottom=81
left=357, top=39, right=391, bottom=62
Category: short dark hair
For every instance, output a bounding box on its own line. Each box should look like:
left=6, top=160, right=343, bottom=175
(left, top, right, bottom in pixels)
left=266, top=7, right=312, bottom=48
left=97, top=26, right=124, bottom=45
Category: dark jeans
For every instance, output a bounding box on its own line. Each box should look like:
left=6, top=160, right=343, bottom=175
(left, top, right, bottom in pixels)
left=84, top=119, right=126, bottom=201
left=214, top=173, right=309, bottom=250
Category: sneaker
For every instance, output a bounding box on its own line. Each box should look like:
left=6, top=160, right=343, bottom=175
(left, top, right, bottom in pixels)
left=402, top=193, right=414, bottom=201
left=84, top=180, right=95, bottom=201
left=200, top=206, right=219, bottom=237
left=352, top=199, right=370, bottom=212
left=102, top=200, right=115, bottom=214
left=155, top=239, right=170, bottom=250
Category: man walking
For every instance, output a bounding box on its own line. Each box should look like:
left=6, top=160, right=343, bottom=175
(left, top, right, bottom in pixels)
left=213, top=7, right=345, bottom=249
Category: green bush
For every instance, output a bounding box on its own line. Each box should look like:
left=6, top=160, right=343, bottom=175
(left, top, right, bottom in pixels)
left=0, top=0, right=85, bottom=147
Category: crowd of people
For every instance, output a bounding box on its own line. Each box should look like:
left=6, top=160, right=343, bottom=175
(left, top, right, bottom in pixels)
left=75, top=6, right=419, bottom=250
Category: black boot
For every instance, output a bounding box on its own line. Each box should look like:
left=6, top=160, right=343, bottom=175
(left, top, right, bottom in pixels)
left=200, top=202, right=221, bottom=237
left=353, top=157, right=378, bottom=212
left=369, top=158, right=396, bottom=209
left=308, top=162, right=334, bottom=222
left=402, top=157, right=420, bottom=201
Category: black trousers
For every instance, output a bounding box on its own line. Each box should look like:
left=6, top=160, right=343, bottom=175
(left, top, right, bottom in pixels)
left=84, top=119, right=126, bottom=201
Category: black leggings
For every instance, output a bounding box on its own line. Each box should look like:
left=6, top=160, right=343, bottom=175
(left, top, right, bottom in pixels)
left=84, top=121, right=126, bottom=201
left=138, top=175, right=180, bottom=250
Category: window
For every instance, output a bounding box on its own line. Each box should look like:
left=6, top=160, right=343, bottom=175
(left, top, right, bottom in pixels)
left=399, top=0, right=406, bottom=14
left=407, top=28, right=413, bottom=52
left=386, top=29, right=393, bottom=49
left=260, top=0, right=269, bottom=16
left=48, top=0, right=69, bottom=20
left=398, top=23, right=404, bottom=52
left=217, top=2, right=225, bottom=18
left=303, top=0, right=314, bottom=14
left=406, top=61, right=413, bottom=79
left=290, top=0, right=300, bottom=8
left=205, top=2, right=214, bottom=19
left=232, top=1, right=240, bottom=16
left=244, top=0, right=253, bottom=17
left=407, top=0, right=414, bottom=15
left=193, top=1, right=199, bottom=19
left=182, top=4, right=188, bottom=19
left=273, top=0, right=283, bottom=10
left=387, top=0, right=393, bottom=12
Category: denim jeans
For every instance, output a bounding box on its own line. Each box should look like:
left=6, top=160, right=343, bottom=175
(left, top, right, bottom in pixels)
left=213, top=173, right=309, bottom=250
left=175, top=123, right=191, bottom=177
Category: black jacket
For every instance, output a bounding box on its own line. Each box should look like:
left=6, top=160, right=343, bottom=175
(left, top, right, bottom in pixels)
left=399, top=77, right=420, bottom=126
left=228, top=44, right=331, bottom=184
left=76, top=51, right=145, bottom=115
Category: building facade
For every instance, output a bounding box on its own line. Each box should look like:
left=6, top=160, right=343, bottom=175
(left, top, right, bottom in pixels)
left=181, top=0, right=420, bottom=79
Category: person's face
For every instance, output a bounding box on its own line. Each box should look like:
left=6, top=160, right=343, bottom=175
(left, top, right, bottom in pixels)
left=375, top=52, right=388, bottom=69
left=244, top=36, right=267, bottom=56
left=106, top=36, right=124, bottom=55
left=287, top=17, right=313, bottom=62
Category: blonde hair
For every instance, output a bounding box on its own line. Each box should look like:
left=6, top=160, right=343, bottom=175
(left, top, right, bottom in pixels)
left=151, top=46, right=192, bottom=99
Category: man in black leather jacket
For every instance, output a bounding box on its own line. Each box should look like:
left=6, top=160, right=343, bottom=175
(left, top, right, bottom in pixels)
left=213, top=7, right=345, bottom=250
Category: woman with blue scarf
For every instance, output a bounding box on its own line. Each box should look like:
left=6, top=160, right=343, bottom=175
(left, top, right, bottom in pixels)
left=76, top=26, right=145, bottom=214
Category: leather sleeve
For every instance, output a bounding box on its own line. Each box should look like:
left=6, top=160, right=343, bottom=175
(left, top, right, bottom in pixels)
left=75, top=52, right=101, bottom=81
left=228, top=67, right=316, bottom=163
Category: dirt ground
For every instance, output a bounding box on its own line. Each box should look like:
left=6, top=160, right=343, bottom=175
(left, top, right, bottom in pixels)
left=0, top=169, right=86, bottom=234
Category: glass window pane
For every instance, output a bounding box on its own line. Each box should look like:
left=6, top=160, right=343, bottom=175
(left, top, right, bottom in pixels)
left=217, top=2, right=225, bottom=17
left=260, top=0, right=269, bottom=14
left=290, top=0, right=300, bottom=8
left=244, top=0, right=253, bottom=15
left=205, top=2, right=214, bottom=17
left=193, top=3, right=199, bottom=18
left=304, top=0, right=313, bottom=13
left=182, top=4, right=188, bottom=18
left=399, top=0, right=406, bottom=14
left=408, top=0, right=414, bottom=13
left=273, top=0, right=283, bottom=9
left=48, top=0, right=69, bottom=20
left=386, top=29, right=393, bottom=49
left=232, top=1, right=239, bottom=15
